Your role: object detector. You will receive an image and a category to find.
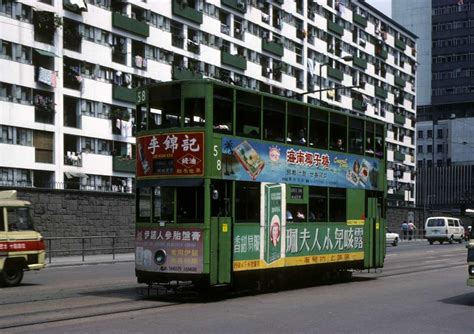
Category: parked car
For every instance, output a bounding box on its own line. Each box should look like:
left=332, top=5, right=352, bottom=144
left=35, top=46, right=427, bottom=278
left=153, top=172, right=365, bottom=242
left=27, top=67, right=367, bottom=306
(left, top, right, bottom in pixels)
left=386, top=229, right=399, bottom=246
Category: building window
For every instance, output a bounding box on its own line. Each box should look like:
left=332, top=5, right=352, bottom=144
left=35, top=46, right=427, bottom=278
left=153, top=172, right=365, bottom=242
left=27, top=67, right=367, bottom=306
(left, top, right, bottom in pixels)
left=437, top=159, right=443, bottom=167
left=417, top=160, right=423, bottom=168
left=417, top=130, right=423, bottom=139
left=437, top=129, right=443, bottom=139
left=427, top=160, right=432, bottom=168
left=427, top=145, right=432, bottom=153
left=427, top=129, right=432, bottom=138
left=437, top=144, right=443, bottom=153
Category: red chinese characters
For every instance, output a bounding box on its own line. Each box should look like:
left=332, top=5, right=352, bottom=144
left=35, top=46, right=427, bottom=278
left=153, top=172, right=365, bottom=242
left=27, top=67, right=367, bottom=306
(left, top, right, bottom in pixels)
left=286, top=149, right=331, bottom=169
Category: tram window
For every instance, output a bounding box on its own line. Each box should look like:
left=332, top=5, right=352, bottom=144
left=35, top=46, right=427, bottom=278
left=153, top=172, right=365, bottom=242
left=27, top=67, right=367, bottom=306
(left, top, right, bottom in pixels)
left=263, top=97, right=285, bottom=142
left=287, top=204, right=307, bottom=222
left=375, top=124, right=384, bottom=158
left=309, top=108, right=328, bottom=149
left=366, top=121, right=375, bottom=156
left=176, top=187, right=204, bottom=224
left=137, top=187, right=151, bottom=220
left=136, top=105, right=146, bottom=131
left=330, top=113, right=347, bottom=152
left=235, top=182, right=260, bottom=223
left=153, top=187, right=174, bottom=223
left=287, top=103, right=308, bottom=145
left=0, top=210, right=4, bottom=231
left=329, top=188, right=346, bottom=222
left=184, top=98, right=205, bottom=127
left=349, top=118, right=364, bottom=154
left=309, top=187, right=328, bottom=222
left=236, top=91, right=261, bottom=138
left=150, top=85, right=181, bottom=129
left=213, top=86, right=233, bottom=134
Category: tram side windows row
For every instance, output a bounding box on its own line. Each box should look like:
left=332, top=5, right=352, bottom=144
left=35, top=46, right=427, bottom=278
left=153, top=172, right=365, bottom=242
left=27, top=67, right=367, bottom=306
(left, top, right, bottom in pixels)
left=213, top=86, right=233, bottom=134
left=309, top=109, right=328, bottom=149
left=184, top=98, right=205, bottom=127
left=263, top=97, right=285, bottom=142
left=330, top=113, right=347, bottom=152
left=309, top=186, right=328, bottom=222
left=176, top=187, right=204, bottom=224
left=236, top=91, right=261, bottom=138
left=235, top=181, right=260, bottom=223
left=287, top=103, right=307, bottom=145
left=140, top=85, right=181, bottom=130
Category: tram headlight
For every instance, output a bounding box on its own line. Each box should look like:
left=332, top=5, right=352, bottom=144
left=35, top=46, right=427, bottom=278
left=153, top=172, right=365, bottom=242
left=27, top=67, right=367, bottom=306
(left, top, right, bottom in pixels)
left=469, top=265, right=474, bottom=276
left=154, top=249, right=167, bottom=265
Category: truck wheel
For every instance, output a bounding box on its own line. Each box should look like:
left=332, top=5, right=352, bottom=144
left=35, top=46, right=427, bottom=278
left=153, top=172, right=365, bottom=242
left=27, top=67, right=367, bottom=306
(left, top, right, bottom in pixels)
left=449, top=236, right=454, bottom=244
left=392, top=238, right=398, bottom=246
left=429, top=240, right=433, bottom=245
left=0, top=265, right=24, bottom=287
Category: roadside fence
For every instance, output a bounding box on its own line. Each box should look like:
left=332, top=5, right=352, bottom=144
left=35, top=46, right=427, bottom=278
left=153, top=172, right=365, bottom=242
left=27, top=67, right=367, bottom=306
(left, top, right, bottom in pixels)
left=44, top=235, right=134, bottom=264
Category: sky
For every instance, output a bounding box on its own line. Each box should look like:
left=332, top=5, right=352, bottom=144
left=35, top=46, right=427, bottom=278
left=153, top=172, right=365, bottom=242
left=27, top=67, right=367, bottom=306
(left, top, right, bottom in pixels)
left=365, top=0, right=392, bottom=17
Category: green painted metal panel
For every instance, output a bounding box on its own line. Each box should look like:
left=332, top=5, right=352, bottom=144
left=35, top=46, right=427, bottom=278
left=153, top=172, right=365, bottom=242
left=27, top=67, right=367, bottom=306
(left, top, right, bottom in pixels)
left=172, top=0, right=203, bottom=24
left=347, top=189, right=365, bottom=221
left=113, top=156, right=135, bottom=173
left=353, top=13, right=367, bottom=28
left=375, top=86, right=388, bottom=99
left=394, top=150, right=405, bottom=162
left=221, top=51, right=247, bottom=71
left=113, top=85, right=136, bottom=103
left=394, top=113, right=406, bottom=125
left=172, top=66, right=203, bottom=80
left=353, top=56, right=367, bottom=70
left=327, top=20, right=344, bottom=36
left=221, top=0, right=247, bottom=13
left=395, top=38, right=406, bottom=51
left=217, top=217, right=232, bottom=283
left=112, top=12, right=149, bottom=37
left=352, top=99, right=365, bottom=111
left=327, top=67, right=344, bottom=81
left=262, top=40, right=284, bottom=57
left=395, top=75, right=406, bottom=88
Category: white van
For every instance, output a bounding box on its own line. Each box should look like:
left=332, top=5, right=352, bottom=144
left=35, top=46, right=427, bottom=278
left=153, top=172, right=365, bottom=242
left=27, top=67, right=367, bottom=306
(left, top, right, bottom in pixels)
left=425, top=217, right=465, bottom=245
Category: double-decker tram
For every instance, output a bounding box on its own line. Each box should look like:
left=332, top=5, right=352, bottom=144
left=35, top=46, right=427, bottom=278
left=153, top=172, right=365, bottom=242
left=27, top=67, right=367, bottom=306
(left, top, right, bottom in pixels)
left=134, top=79, right=387, bottom=289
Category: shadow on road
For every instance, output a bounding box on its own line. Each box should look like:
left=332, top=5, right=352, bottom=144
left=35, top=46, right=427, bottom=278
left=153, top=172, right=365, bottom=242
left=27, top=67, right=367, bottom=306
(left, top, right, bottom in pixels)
left=440, top=292, right=474, bottom=307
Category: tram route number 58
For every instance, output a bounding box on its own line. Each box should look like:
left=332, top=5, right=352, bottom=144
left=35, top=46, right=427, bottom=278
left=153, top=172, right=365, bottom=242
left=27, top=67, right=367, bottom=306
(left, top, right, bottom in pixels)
left=136, top=89, right=147, bottom=105
left=213, top=145, right=221, bottom=171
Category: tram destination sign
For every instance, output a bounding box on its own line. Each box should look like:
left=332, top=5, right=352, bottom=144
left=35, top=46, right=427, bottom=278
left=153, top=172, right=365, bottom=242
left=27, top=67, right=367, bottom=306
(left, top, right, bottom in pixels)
left=221, top=138, right=380, bottom=190
left=136, top=132, right=204, bottom=178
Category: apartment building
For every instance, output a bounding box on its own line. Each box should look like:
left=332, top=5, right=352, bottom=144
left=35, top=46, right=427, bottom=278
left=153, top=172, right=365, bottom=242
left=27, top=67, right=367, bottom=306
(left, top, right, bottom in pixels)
left=0, top=0, right=416, bottom=205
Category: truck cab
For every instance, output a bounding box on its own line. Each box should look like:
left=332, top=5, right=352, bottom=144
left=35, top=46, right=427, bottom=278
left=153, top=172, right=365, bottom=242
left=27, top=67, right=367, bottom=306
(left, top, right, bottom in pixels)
left=0, top=190, right=45, bottom=287
left=468, top=227, right=474, bottom=287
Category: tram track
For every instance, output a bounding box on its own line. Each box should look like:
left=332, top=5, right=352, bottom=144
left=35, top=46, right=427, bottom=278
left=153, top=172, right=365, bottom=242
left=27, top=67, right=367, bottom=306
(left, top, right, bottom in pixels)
left=1, top=246, right=468, bottom=331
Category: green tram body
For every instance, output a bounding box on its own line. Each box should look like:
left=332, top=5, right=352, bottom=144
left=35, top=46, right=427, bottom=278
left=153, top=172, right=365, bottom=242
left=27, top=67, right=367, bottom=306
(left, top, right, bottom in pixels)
left=134, top=80, right=387, bottom=287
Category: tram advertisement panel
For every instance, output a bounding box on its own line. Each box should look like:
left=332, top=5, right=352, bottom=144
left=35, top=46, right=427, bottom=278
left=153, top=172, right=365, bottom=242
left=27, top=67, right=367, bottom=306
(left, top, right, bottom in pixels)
left=233, top=223, right=364, bottom=271
left=221, top=138, right=379, bottom=190
left=264, top=184, right=283, bottom=264
left=136, top=132, right=204, bottom=178
left=135, top=228, right=204, bottom=274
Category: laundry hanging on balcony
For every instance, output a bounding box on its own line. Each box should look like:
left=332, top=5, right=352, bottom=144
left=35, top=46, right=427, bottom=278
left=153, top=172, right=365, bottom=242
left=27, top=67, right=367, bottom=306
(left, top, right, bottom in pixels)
left=37, top=67, right=57, bottom=88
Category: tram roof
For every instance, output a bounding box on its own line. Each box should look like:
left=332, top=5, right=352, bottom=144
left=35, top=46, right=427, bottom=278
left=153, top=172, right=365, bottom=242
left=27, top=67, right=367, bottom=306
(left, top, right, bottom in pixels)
left=144, top=79, right=386, bottom=127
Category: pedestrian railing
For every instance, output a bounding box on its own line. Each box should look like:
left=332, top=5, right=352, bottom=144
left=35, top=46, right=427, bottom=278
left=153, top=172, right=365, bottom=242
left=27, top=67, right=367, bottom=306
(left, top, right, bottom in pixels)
left=44, top=235, right=134, bottom=264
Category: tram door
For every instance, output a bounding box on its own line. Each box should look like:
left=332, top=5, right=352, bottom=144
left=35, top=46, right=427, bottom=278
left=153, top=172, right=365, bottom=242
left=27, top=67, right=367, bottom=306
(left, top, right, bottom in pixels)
left=366, top=197, right=384, bottom=268
left=210, top=181, right=232, bottom=285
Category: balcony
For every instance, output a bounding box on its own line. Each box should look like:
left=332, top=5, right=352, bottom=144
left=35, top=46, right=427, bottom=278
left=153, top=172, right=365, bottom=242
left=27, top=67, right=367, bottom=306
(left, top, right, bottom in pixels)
left=112, top=86, right=136, bottom=103
left=353, top=56, right=367, bottom=70
left=172, top=0, right=203, bottom=25
left=395, top=38, right=406, bottom=51
left=262, top=40, right=284, bottom=57
left=327, top=20, right=344, bottom=36
left=63, top=0, right=88, bottom=14
left=221, top=51, right=247, bottom=71
left=327, top=67, right=343, bottom=81
left=375, top=47, right=388, bottom=60
left=375, top=86, right=387, bottom=99
left=221, top=0, right=247, bottom=13
left=172, top=66, right=203, bottom=80
left=353, top=13, right=367, bottom=28
left=113, top=156, right=135, bottom=173
left=112, top=12, right=149, bottom=38
left=352, top=99, right=366, bottom=111
left=394, top=113, right=406, bottom=125
left=395, top=75, right=406, bottom=88
left=394, top=151, right=405, bottom=162
left=388, top=190, right=405, bottom=200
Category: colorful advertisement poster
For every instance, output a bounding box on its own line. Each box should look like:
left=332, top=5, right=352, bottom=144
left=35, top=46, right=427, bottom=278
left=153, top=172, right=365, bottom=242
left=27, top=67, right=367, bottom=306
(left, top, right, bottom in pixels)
left=135, top=227, right=204, bottom=274
left=221, top=138, right=379, bottom=190
left=136, top=132, right=204, bottom=178
left=264, top=184, right=283, bottom=264
left=233, top=224, right=364, bottom=271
